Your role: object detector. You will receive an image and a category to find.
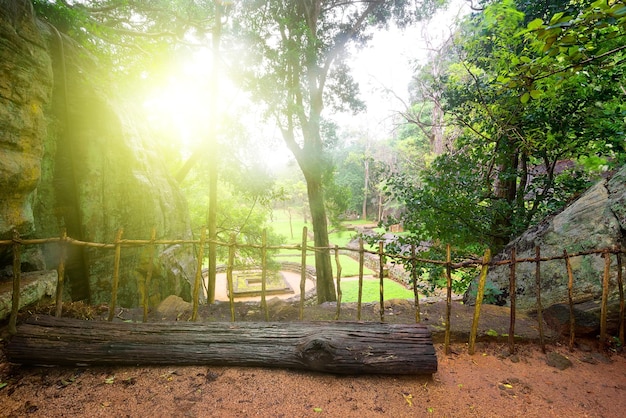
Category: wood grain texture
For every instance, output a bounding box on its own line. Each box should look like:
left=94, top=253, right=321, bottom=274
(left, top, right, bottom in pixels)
left=6, top=316, right=437, bottom=375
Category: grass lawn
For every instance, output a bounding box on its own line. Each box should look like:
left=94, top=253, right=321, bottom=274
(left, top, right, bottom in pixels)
left=270, top=210, right=308, bottom=245
left=270, top=210, right=386, bottom=248
left=274, top=253, right=373, bottom=277
left=339, top=278, right=416, bottom=303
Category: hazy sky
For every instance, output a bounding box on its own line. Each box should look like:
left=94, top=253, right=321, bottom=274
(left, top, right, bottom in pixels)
left=345, top=0, right=471, bottom=137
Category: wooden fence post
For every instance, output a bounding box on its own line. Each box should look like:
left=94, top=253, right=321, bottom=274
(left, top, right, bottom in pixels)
left=378, top=241, right=385, bottom=322
left=227, top=233, right=236, bottom=322
left=357, top=238, right=364, bottom=321
left=299, top=226, right=307, bottom=321
left=444, top=244, right=452, bottom=355
left=142, top=227, right=157, bottom=323
left=469, top=248, right=491, bottom=355
left=334, top=245, right=342, bottom=320
left=107, top=228, right=124, bottom=322
left=412, top=244, right=421, bottom=323
left=600, top=249, right=611, bottom=347
left=261, top=229, right=269, bottom=321
left=535, top=246, right=546, bottom=353
left=191, top=227, right=206, bottom=322
left=509, top=247, right=517, bottom=355
left=55, top=229, right=67, bottom=318
left=617, top=246, right=624, bottom=344
left=563, top=249, right=576, bottom=351
left=9, top=229, right=21, bottom=335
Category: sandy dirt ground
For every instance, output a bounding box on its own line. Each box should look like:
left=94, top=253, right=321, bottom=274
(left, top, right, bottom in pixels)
left=1, top=340, right=625, bottom=417
left=1, top=297, right=625, bottom=417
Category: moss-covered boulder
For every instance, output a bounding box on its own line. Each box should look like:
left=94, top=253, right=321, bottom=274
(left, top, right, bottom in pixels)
left=0, top=0, right=195, bottom=308
left=465, top=166, right=626, bottom=320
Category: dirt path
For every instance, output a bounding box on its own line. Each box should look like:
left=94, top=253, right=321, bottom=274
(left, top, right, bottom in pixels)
left=1, top=341, right=625, bottom=417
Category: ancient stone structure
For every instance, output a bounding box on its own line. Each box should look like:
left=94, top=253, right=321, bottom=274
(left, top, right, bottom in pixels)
left=0, top=1, right=195, bottom=309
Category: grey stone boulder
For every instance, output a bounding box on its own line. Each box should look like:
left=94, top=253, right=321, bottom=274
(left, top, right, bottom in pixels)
left=0, top=0, right=196, bottom=309
left=465, top=165, right=626, bottom=334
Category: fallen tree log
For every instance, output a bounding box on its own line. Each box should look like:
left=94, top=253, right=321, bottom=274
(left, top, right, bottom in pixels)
left=5, top=316, right=437, bottom=375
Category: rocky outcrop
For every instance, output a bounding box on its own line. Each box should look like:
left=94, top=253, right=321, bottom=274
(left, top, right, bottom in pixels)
left=0, top=1, right=195, bottom=308
left=465, top=165, right=626, bottom=325
left=0, top=270, right=57, bottom=320
left=0, top=1, right=52, bottom=268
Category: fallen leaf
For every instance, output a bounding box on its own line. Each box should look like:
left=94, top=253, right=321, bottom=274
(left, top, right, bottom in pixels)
left=402, top=393, right=414, bottom=407
left=313, top=407, right=323, bottom=413
left=104, top=376, right=115, bottom=384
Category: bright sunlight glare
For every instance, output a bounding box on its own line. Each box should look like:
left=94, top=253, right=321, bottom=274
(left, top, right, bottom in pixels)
left=141, top=1, right=469, bottom=169
left=141, top=47, right=296, bottom=172
left=142, top=49, right=238, bottom=156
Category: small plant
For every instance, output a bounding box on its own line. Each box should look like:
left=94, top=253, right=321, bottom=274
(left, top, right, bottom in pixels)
left=486, top=329, right=499, bottom=337
left=469, top=280, right=503, bottom=304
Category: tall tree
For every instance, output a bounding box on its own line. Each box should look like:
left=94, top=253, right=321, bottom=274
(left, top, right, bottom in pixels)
left=233, top=0, right=441, bottom=303
left=394, top=0, right=626, bottom=254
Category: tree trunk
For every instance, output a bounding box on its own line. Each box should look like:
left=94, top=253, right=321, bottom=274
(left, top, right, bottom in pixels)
left=362, top=157, right=369, bottom=220
left=206, top=1, right=222, bottom=304
left=305, top=175, right=336, bottom=303
left=491, top=138, right=519, bottom=251
left=6, top=316, right=437, bottom=375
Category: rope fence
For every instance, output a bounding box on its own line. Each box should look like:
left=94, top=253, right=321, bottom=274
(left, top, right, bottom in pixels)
left=2, top=227, right=625, bottom=355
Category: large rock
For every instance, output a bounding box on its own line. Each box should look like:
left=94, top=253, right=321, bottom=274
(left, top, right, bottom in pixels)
left=0, top=0, right=52, bottom=258
left=465, top=166, right=626, bottom=324
left=0, top=270, right=57, bottom=320
left=0, top=1, right=196, bottom=308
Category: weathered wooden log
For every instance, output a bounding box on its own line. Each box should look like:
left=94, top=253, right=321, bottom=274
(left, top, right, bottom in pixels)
left=5, top=316, right=437, bottom=375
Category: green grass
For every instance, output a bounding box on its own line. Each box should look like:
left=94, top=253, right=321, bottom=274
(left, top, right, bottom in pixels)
left=339, top=278, right=416, bottom=302
left=327, top=230, right=357, bottom=247
left=270, top=213, right=309, bottom=245
left=274, top=253, right=373, bottom=277
left=270, top=210, right=386, bottom=247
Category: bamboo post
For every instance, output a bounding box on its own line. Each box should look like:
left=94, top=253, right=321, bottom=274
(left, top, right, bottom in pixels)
left=468, top=248, right=491, bottom=355
left=600, top=249, right=611, bottom=347
left=357, top=238, right=364, bottom=321
left=261, top=229, right=269, bottom=322
left=55, top=229, right=67, bottom=318
left=299, top=226, right=307, bottom=321
left=334, top=245, right=342, bottom=320
left=564, top=249, right=576, bottom=351
left=535, top=246, right=546, bottom=353
left=227, top=233, right=236, bottom=322
left=617, top=247, right=624, bottom=344
left=378, top=241, right=385, bottom=322
left=142, top=227, right=157, bottom=323
left=191, top=227, right=206, bottom=322
left=444, top=244, right=452, bottom=355
left=509, top=247, right=517, bottom=355
left=411, top=244, right=421, bottom=323
left=9, top=229, right=21, bottom=335
left=107, top=228, right=124, bottom=322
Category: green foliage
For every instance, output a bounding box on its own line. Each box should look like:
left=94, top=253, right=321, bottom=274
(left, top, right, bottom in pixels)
left=33, top=0, right=211, bottom=81
left=332, top=137, right=396, bottom=219
left=394, top=0, right=626, bottom=257
left=468, top=280, right=503, bottom=305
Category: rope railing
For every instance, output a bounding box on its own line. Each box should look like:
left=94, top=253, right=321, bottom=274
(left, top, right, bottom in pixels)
left=2, top=227, right=625, bottom=355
